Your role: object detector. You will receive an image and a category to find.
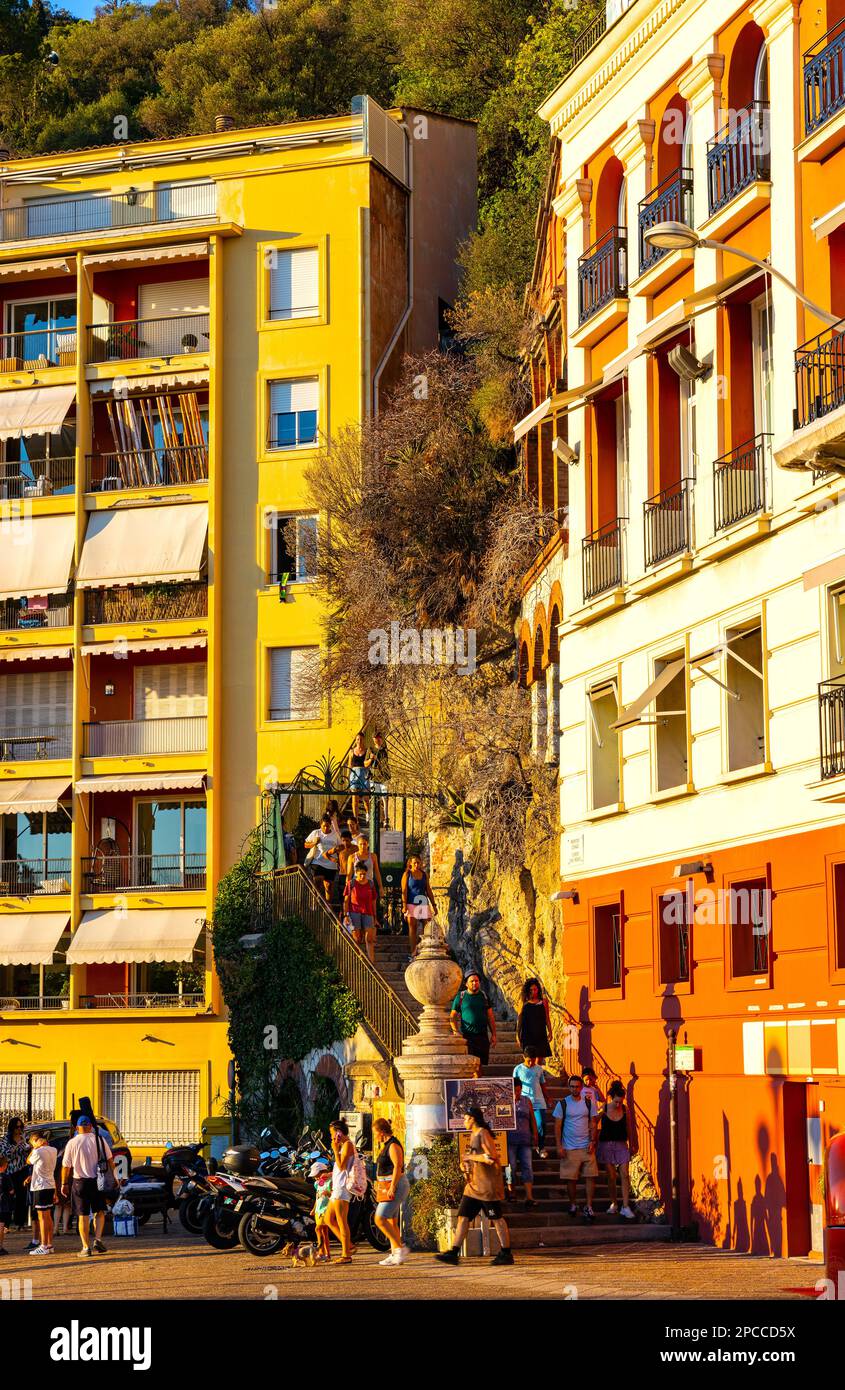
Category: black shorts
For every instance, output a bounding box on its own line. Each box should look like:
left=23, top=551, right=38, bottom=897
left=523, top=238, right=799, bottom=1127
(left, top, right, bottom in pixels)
left=463, top=1032, right=490, bottom=1066
left=71, top=1177, right=105, bottom=1217
left=312, top=864, right=338, bottom=883
left=458, top=1195, right=503, bottom=1221
left=31, top=1187, right=55, bottom=1210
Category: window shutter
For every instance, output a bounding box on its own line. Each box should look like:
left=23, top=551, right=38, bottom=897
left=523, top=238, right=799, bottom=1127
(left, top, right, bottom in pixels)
left=138, top=279, right=210, bottom=317
left=0, top=670, right=71, bottom=727
left=269, top=379, right=319, bottom=416
left=269, top=248, right=319, bottom=319
left=134, top=663, right=208, bottom=719
left=269, top=647, right=320, bottom=720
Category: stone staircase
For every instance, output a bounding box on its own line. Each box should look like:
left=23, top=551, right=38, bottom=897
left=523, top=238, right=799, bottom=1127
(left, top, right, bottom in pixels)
left=376, top=933, right=669, bottom=1250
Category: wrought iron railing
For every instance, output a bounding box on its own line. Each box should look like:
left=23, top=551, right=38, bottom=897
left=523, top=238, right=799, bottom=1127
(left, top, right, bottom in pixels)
left=83, top=581, right=207, bottom=626
left=255, top=865, right=417, bottom=1060
left=0, top=588, right=73, bottom=631
left=79, top=992, right=204, bottom=1010
left=566, top=1, right=641, bottom=75
left=0, top=182, right=217, bottom=244
left=87, top=313, right=209, bottom=363
left=819, top=676, right=845, bottom=780
left=582, top=517, right=624, bottom=600
left=706, top=102, right=770, bottom=216
left=0, top=457, right=75, bottom=499
left=794, top=319, right=845, bottom=428
left=0, top=858, right=71, bottom=894
left=578, top=226, right=627, bottom=324
left=638, top=167, right=694, bottom=274
left=83, top=715, right=207, bottom=757
left=0, top=326, right=77, bottom=368
left=643, top=478, right=693, bottom=568
left=804, top=15, right=845, bottom=135
left=0, top=995, right=68, bottom=1011
left=87, top=444, right=209, bottom=492
left=713, top=433, right=770, bottom=532
left=82, top=853, right=206, bottom=893
left=0, top=723, right=72, bottom=761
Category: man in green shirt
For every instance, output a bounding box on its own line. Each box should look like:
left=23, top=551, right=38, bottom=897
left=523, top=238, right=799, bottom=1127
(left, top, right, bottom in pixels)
left=450, top=973, right=497, bottom=1068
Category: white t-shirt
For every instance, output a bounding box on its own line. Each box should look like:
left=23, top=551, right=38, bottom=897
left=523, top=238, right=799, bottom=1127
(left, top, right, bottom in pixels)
left=28, top=1145, right=58, bottom=1190
left=553, top=1095, right=591, bottom=1150
left=61, top=1131, right=112, bottom=1181
left=305, top=828, right=340, bottom=871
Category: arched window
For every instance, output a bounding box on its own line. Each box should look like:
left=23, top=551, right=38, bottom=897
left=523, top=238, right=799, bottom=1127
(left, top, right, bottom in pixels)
left=531, top=627, right=547, bottom=757
left=753, top=44, right=769, bottom=104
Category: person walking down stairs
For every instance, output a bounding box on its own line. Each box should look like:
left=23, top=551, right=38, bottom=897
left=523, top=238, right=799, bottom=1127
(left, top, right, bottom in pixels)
left=450, top=973, right=497, bottom=1068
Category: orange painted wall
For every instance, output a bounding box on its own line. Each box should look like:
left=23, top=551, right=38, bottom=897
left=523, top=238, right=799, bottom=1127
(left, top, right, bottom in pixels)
left=559, top=821, right=845, bottom=1251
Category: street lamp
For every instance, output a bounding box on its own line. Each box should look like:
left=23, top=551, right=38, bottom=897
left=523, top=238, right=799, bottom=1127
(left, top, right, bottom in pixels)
left=643, top=219, right=840, bottom=327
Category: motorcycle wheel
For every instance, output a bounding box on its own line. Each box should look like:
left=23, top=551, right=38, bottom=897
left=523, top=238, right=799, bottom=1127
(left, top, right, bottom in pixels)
left=237, top=1212, right=287, bottom=1257
left=178, top=1194, right=205, bottom=1235
left=202, top=1208, right=240, bottom=1250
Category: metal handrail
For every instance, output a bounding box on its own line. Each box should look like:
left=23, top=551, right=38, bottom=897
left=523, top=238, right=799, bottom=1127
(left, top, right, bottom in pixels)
left=794, top=318, right=845, bottom=428
left=256, top=865, right=417, bottom=1061
left=582, top=517, right=624, bottom=600
left=819, top=676, right=845, bottom=781
left=0, top=723, right=72, bottom=761
left=87, top=313, right=209, bottom=363
left=804, top=14, right=845, bottom=135
left=0, top=995, right=68, bottom=1011
left=0, top=588, right=73, bottom=632
left=578, top=225, right=627, bottom=324
left=79, top=992, right=204, bottom=1010
left=0, top=326, right=77, bottom=366
left=81, top=853, right=206, bottom=893
left=87, top=444, right=209, bottom=491
left=0, top=182, right=217, bottom=244
left=712, top=433, right=770, bottom=532
left=0, top=858, right=71, bottom=894
left=0, top=457, right=75, bottom=499
left=706, top=101, right=770, bottom=216
left=643, top=478, right=693, bottom=568
left=82, top=714, right=207, bottom=757
left=638, top=167, right=694, bottom=274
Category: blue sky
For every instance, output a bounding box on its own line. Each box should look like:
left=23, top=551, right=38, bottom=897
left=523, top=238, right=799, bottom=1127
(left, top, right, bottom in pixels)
left=60, top=0, right=103, bottom=18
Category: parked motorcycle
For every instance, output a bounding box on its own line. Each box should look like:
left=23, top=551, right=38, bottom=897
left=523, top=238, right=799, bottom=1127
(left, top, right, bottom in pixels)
left=123, top=1142, right=208, bottom=1228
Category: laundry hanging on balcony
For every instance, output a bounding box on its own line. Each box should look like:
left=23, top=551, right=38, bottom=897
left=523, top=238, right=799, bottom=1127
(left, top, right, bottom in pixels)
left=0, top=383, right=75, bottom=440
left=67, top=908, right=204, bottom=964
left=76, top=503, right=208, bottom=588
left=0, top=512, right=75, bottom=600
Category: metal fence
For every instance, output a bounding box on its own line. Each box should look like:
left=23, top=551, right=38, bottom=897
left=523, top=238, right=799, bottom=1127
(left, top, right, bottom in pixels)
left=87, top=444, right=209, bottom=492
left=87, top=313, right=209, bottom=363
left=82, top=853, right=206, bottom=893
left=84, top=581, right=207, bottom=626
left=638, top=168, right=694, bottom=275
left=0, top=858, right=71, bottom=895
left=582, top=517, right=624, bottom=600
left=804, top=15, right=845, bottom=135
left=713, top=433, right=770, bottom=532
left=0, top=183, right=217, bottom=244
left=706, top=102, right=770, bottom=216
left=0, top=458, right=75, bottom=500
left=79, top=993, right=203, bottom=1010
left=578, top=226, right=627, bottom=323
left=0, top=589, right=73, bottom=632
left=83, top=715, right=207, bottom=757
left=643, top=478, right=693, bottom=568
left=0, top=326, right=77, bottom=367
left=819, top=676, right=845, bottom=781
left=794, top=319, right=845, bottom=428
left=0, top=723, right=72, bottom=761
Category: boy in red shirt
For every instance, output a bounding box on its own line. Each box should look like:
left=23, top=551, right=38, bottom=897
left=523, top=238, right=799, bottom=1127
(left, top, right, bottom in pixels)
left=344, top=865, right=378, bottom=964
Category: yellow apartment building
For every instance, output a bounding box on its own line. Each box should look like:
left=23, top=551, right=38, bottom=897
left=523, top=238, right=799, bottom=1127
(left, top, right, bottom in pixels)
left=0, top=99, right=476, bottom=1152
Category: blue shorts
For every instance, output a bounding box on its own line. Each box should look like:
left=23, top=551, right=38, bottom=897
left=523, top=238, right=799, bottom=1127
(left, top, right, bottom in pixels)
left=375, top=1173, right=409, bottom=1220
left=349, top=767, right=370, bottom=792
left=506, top=1140, right=534, bottom=1185
left=348, top=912, right=375, bottom=932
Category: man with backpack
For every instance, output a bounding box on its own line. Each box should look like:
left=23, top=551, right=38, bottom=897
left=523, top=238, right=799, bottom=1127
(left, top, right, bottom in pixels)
left=552, top=1074, right=599, bottom=1222
left=449, top=972, right=497, bottom=1068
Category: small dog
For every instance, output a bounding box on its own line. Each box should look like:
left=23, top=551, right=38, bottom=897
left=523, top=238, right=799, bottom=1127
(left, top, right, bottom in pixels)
left=291, top=1241, right=316, bottom=1267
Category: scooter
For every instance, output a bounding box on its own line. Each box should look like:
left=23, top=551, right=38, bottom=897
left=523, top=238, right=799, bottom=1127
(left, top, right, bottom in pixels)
left=236, top=1175, right=389, bottom=1257
left=123, top=1142, right=208, bottom=1228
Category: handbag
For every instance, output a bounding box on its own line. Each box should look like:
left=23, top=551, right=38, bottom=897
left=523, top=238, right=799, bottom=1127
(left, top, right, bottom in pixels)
left=374, top=1178, right=394, bottom=1202
left=94, top=1126, right=118, bottom=1195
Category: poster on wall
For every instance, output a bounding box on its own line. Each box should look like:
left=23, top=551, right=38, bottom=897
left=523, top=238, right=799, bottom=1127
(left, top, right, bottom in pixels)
left=444, top=1077, right=516, bottom=1132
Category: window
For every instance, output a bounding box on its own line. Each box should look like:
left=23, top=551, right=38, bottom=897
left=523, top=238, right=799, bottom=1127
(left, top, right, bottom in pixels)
left=834, top=862, right=845, bottom=972
left=269, top=514, right=318, bottom=583
left=268, top=379, right=319, bottom=450
left=4, top=296, right=77, bottom=365
left=726, top=624, right=765, bottom=770
left=729, top=876, right=770, bottom=977
left=269, top=247, right=319, bottom=320
left=269, top=647, right=321, bottom=721
left=0, top=669, right=72, bottom=729
left=828, top=585, right=845, bottom=678
left=658, top=888, right=691, bottom=984
left=654, top=651, right=688, bottom=791
left=133, top=663, right=208, bottom=719
left=588, top=682, right=620, bottom=809
left=135, top=799, right=206, bottom=888
left=594, top=901, right=622, bottom=990
left=101, top=1069, right=200, bottom=1146
left=0, top=807, right=71, bottom=890
left=751, top=293, right=774, bottom=437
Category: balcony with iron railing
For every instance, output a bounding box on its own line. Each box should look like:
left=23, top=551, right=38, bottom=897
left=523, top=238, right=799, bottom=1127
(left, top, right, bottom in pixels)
left=643, top=478, right=693, bottom=568
left=82, top=852, right=206, bottom=894
left=82, top=715, right=207, bottom=758
left=1, top=588, right=73, bottom=632
left=79, top=992, right=204, bottom=1010
left=0, top=183, right=218, bottom=245
left=819, top=676, right=845, bottom=781
left=83, top=581, right=207, bottom=626
left=0, top=995, right=68, bottom=1011
left=713, top=433, right=770, bottom=532
left=638, top=168, right=694, bottom=275
left=706, top=102, right=770, bottom=217
left=0, top=858, right=71, bottom=895
left=794, top=319, right=845, bottom=429
left=0, top=457, right=75, bottom=500
left=582, top=517, right=624, bottom=601
left=0, top=724, right=72, bottom=761
left=86, top=444, right=209, bottom=493
left=0, top=325, right=77, bottom=370
left=87, top=314, right=209, bottom=364
left=566, top=0, right=641, bottom=76
left=578, top=226, right=627, bottom=325
left=804, top=15, right=845, bottom=136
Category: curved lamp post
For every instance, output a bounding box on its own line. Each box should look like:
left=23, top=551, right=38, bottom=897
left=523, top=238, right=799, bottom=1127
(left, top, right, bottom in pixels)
left=643, top=220, right=840, bottom=328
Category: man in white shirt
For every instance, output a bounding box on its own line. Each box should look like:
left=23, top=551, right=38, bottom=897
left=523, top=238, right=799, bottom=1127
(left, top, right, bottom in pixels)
left=59, top=1116, right=115, bottom=1257
left=304, top=815, right=340, bottom=903
left=25, top=1130, right=57, bottom=1255
left=553, top=1074, right=599, bottom=1221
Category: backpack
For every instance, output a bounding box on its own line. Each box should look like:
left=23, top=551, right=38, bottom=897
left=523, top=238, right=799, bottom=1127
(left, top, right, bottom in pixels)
left=346, top=1147, right=368, bottom=1200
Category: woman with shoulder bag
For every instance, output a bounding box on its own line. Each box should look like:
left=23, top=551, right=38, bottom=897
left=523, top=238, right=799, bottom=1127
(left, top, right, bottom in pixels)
left=372, top=1118, right=410, bottom=1267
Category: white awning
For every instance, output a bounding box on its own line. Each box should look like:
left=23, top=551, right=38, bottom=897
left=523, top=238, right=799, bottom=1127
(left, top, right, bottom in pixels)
left=84, top=241, right=209, bottom=270
left=75, top=771, right=206, bottom=795
left=612, top=658, right=686, bottom=730
left=636, top=302, right=687, bottom=353
left=67, top=908, right=203, bottom=964
left=803, top=549, right=845, bottom=591
left=76, top=503, right=207, bottom=589
left=513, top=397, right=551, bottom=444
left=0, top=512, right=75, bottom=601
left=813, top=200, right=845, bottom=241
left=0, top=912, right=70, bottom=966
left=0, top=777, right=71, bottom=815
left=89, top=372, right=208, bottom=396
left=81, top=636, right=207, bottom=657
left=0, top=384, right=75, bottom=441
left=0, top=257, right=74, bottom=282
left=0, top=645, right=73, bottom=663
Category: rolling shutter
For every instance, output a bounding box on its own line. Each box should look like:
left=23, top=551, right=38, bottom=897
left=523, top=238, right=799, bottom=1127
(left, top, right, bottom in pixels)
left=0, top=1072, right=55, bottom=1125
left=138, top=279, right=209, bottom=357
left=133, top=662, right=207, bottom=719
left=0, top=669, right=71, bottom=728
left=268, top=378, right=319, bottom=448
left=100, top=1069, right=200, bottom=1147
left=269, top=647, right=320, bottom=720
left=138, top=278, right=210, bottom=318
left=269, top=248, right=319, bottom=319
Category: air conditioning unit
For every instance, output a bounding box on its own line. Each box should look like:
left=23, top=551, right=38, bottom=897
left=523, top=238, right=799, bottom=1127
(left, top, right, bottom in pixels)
left=668, top=344, right=711, bottom=382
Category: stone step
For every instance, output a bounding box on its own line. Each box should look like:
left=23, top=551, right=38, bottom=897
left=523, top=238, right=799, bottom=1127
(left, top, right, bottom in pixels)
left=508, top=1223, right=671, bottom=1249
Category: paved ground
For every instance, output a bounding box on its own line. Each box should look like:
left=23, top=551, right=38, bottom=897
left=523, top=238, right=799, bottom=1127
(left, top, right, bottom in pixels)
left=0, top=1227, right=824, bottom=1300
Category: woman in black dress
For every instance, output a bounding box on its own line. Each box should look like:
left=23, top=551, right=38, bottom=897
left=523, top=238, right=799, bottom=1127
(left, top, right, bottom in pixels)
left=517, top=978, right=551, bottom=1059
